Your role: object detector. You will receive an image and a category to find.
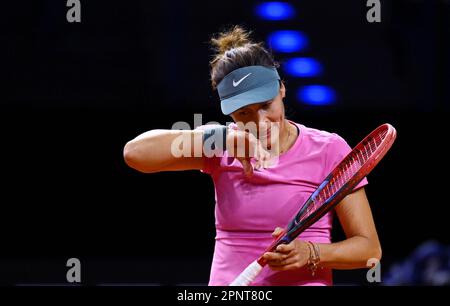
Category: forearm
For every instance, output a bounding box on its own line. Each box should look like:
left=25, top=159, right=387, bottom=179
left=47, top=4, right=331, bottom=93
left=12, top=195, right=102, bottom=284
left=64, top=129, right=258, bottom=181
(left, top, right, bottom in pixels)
left=316, top=236, right=382, bottom=270
left=124, top=129, right=203, bottom=172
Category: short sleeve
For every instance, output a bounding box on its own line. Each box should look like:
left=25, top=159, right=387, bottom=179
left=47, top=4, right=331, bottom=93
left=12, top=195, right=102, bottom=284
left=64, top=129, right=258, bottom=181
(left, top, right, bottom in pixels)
left=326, top=134, right=368, bottom=190
left=201, top=155, right=221, bottom=175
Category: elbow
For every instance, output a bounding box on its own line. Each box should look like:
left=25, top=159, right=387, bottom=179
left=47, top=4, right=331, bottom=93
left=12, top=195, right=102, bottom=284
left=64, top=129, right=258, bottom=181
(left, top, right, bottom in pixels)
left=365, top=246, right=382, bottom=271
left=373, top=244, right=382, bottom=262
left=123, top=140, right=151, bottom=173
left=123, top=140, right=138, bottom=169
left=366, top=242, right=382, bottom=265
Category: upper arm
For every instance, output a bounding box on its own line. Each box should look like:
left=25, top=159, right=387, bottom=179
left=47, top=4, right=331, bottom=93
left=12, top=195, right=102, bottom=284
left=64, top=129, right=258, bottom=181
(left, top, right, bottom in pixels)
left=335, top=188, right=380, bottom=242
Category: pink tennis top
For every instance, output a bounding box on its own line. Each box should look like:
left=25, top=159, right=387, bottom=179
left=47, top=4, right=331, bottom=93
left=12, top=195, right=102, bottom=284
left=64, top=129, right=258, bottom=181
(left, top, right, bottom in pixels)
left=200, top=121, right=368, bottom=286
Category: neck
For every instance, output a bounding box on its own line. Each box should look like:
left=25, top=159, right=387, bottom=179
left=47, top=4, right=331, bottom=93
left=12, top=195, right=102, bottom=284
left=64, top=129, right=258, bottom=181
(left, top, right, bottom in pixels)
left=281, top=120, right=291, bottom=151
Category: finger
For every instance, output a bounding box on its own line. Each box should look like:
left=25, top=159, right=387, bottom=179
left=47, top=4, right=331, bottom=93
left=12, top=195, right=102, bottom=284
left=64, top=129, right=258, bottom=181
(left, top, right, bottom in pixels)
left=254, top=157, right=263, bottom=170
left=261, top=146, right=271, bottom=160
left=256, top=143, right=270, bottom=162
left=266, top=255, right=298, bottom=267
left=260, top=154, right=272, bottom=169
left=247, top=133, right=258, bottom=158
left=240, top=158, right=254, bottom=178
left=261, top=151, right=272, bottom=167
left=269, top=262, right=302, bottom=271
left=262, top=252, right=285, bottom=262
left=254, top=161, right=263, bottom=171
left=271, top=227, right=285, bottom=238
left=254, top=160, right=262, bottom=171
left=267, top=255, right=298, bottom=267
left=253, top=134, right=269, bottom=156
left=276, top=243, right=295, bottom=253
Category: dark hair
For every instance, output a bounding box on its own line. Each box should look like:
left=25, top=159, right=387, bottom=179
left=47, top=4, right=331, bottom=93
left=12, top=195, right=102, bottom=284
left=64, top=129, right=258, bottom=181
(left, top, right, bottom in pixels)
left=210, top=26, right=279, bottom=89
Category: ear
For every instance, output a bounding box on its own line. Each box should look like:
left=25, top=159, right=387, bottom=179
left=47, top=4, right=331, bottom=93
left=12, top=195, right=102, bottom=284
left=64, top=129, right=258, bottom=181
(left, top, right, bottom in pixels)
left=280, top=81, right=286, bottom=99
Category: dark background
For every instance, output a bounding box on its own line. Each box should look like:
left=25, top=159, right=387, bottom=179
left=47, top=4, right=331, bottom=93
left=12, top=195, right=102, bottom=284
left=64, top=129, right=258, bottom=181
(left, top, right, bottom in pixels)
left=0, top=0, right=448, bottom=285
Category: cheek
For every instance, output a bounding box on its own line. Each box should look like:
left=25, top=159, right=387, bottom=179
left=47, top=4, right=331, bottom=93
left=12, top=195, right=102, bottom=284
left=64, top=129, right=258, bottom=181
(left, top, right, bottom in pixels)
left=231, top=116, right=248, bottom=125
left=269, top=104, right=285, bottom=122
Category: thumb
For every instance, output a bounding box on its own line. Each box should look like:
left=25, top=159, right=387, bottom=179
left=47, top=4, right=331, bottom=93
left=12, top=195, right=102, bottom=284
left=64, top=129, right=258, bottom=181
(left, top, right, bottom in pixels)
left=272, top=227, right=285, bottom=238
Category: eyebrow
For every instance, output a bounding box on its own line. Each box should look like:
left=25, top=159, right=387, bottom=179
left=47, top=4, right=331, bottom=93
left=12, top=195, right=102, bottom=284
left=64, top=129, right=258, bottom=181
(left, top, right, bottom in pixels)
left=238, top=107, right=250, bottom=112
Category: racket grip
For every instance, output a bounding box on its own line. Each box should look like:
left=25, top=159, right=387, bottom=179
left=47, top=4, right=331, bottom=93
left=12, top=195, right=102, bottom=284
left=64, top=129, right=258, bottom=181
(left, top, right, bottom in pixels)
left=229, top=229, right=289, bottom=286
left=229, top=261, right=263, bottom=286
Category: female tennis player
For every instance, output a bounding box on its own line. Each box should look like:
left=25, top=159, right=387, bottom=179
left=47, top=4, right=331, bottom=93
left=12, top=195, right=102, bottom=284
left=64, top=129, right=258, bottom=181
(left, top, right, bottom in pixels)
left=123, top=26, right=382, bottom=286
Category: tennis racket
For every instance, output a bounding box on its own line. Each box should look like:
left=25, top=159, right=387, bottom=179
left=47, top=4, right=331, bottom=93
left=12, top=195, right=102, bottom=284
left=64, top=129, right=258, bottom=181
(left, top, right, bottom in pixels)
left=230, top=123, right=397, bottom=286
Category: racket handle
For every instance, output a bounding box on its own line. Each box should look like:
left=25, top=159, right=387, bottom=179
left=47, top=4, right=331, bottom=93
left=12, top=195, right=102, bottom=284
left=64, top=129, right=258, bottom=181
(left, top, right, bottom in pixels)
left=229, top=261, right=263, bottom=286
left=229, top=229, right=289, bottom=286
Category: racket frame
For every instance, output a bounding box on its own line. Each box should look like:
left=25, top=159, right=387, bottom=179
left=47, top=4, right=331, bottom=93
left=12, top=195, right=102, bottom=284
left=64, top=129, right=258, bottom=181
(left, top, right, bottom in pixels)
left=256, top=123, right=396, bottom=266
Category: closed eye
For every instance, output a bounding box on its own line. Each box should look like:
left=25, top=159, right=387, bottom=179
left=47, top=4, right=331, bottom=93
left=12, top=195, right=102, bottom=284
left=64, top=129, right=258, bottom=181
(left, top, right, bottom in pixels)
left=262, top=101, right=273, bottom=110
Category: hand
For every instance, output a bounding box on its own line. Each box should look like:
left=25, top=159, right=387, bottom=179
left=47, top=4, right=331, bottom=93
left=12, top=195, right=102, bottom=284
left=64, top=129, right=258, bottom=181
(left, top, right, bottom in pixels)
left=226, top=129, right=271, bottom=178
left=262, top=227, right=310, bottom=271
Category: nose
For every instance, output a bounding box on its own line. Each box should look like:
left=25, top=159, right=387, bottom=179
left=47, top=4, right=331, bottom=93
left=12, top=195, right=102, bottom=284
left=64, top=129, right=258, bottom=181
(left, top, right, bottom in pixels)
left=256, top=108, right=270, bottom=124
left=256, top=109, right=271, bottom=136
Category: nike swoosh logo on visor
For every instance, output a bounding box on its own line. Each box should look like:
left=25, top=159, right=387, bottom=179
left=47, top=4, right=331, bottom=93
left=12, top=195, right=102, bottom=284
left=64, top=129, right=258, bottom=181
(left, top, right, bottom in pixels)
left=232, top=73, right=252, bottom=87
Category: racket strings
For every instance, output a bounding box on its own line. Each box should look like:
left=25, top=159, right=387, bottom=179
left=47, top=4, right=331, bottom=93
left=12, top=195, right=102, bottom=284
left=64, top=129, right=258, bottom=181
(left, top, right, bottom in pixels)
left=298, top=127, right=390, bottom=223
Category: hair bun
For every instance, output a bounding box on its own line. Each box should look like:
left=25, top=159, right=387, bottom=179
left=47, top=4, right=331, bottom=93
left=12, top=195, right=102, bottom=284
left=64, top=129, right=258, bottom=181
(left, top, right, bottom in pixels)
left=211, top=26, right=252, bottom=55
left=209, top=26, right=277, bottom=89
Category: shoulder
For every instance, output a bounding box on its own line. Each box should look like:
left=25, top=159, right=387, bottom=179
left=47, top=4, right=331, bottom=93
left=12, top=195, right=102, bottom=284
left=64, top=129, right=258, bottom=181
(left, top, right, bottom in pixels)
left=298, top=124, right=349, bottom=149
left=296, top=124, right=352, bottom=169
